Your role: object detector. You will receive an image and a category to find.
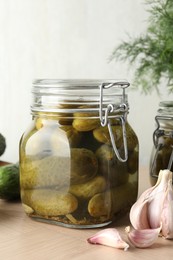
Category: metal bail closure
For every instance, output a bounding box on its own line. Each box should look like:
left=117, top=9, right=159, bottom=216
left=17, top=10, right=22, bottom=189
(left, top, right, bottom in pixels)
left=153, top=115, right=164, bottom=148
left=153, top=115, right=173, bottom=148
left=99, top=81, right=129, bottom=162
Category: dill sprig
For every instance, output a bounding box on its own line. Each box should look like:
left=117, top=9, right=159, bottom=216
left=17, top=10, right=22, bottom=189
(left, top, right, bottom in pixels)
left=110, top=0, right=173, bottom=94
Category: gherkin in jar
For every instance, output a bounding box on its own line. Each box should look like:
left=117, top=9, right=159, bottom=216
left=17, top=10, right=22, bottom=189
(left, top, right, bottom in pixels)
left=70, top=148, right=98, bottom=184
left=21, top=189, right=78, bottom=216
left=73, top=106, right=100, bottom=132
left=95, top=144, right=129, bottom=187
left=88, top=182, right=137, bottom=218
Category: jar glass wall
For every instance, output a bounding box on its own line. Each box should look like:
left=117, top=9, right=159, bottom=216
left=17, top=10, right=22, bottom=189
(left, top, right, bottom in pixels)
left=19, top=80, right=139, bottom=228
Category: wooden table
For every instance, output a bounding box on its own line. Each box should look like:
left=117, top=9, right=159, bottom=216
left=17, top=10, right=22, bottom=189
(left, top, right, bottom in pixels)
left=0, top=167, right=173, bottom=260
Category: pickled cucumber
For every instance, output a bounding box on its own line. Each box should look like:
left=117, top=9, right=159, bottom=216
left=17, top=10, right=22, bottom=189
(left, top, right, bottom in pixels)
left=20, top=155, right=71, bottom=189
left=93, top=123, right=138, bottom=151
left=21, top=189, right=78, bottom=216
left=73, top=107, right=100, bottom=131
left=96, top=145, right=128, bottom=186
left=88, top=182, right=137, bottom=217
left=70, top=176, right=107, bottom=199
left=70, top=148, right=98, bottom=184
left=93, top=125, right=122, bottom=146
left=87, top=191, right=112, bottom=218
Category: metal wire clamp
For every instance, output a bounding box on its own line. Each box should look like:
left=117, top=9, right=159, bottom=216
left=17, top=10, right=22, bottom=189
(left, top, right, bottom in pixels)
left=99, top=81, right=129, bottom=162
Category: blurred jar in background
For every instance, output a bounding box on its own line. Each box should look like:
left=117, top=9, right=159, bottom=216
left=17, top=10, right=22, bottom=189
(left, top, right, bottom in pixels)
left=150, top=101, right=173, bottom=186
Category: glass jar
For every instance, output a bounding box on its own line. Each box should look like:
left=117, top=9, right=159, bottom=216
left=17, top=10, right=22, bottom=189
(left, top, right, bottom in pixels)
left=19, top=79, right=139, bottom=228
left=150, top=101, right=173, bottom=186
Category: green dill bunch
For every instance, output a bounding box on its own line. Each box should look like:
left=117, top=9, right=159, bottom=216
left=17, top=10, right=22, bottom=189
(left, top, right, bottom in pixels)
left=110, top=0, right=173, bottom=94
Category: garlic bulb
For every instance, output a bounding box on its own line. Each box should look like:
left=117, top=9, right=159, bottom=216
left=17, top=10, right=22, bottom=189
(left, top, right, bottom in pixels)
left=130, top=169, right=173, bottom=239
left=87, top=228, right=129, bottom=251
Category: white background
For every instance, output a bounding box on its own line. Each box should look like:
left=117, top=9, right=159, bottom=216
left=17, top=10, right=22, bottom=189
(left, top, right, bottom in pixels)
left=0, top=0, right=172, bottom=167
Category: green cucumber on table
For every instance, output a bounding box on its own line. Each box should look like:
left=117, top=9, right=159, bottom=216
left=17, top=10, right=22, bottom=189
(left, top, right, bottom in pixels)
left=0, top=163, right=20, bottom=200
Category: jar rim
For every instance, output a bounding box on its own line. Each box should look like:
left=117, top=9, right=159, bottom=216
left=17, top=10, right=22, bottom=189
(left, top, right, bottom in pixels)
left=31, top=79, right=130, bottom=115
left=158, top=101, right=173, bottom=116
left=32, top=79, right=129, bottom=89
left=159, top=101, right=173, bottom=108
left=32, top=79, right=130, bottom=98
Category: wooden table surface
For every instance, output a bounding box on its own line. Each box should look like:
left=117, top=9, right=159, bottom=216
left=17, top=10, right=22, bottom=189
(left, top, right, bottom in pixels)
left=0, top=166, right=173, bottom=260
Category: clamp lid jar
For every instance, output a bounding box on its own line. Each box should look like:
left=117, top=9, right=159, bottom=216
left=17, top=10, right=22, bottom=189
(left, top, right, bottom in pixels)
left=19, top=79, right=139, bottom=228
left=150, top=101, right=173, bottom=186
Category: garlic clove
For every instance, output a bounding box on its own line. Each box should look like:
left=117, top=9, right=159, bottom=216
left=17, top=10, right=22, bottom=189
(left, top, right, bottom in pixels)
left=87, top=228, right=129, bottom=251
left=130, top=187, right=155, bottom=230
left=161, top=179, right=173, bottom=239
left=126, top=226, right=161, bottom=248
left=130, top=198, right=150, bottom=230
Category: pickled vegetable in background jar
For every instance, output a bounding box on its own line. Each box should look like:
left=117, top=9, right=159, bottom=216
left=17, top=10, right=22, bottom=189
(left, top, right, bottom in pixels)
left=150, top=101, right=173, bottom=186
left=19, top=79, right=139, bottom=228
